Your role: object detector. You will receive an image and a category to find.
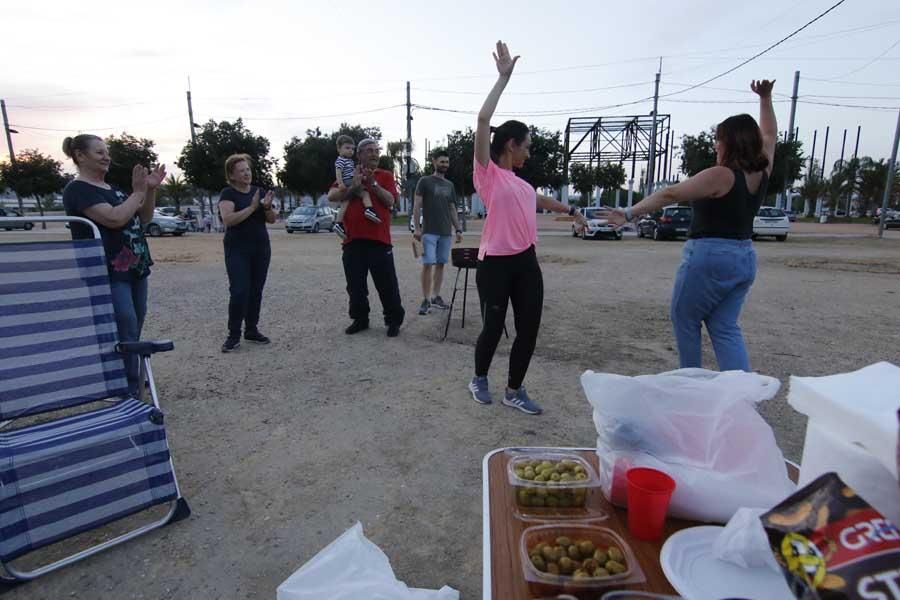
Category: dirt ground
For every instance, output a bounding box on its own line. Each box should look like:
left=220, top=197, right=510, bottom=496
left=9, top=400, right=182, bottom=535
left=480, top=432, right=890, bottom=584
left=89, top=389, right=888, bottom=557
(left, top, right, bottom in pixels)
left=8, top=218, right=900, bottom=599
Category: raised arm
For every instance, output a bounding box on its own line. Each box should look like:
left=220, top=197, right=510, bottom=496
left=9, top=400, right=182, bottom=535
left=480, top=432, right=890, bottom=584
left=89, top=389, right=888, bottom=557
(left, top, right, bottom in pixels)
left=139, top=164, right=167, bottom=224
left=751, top=79, right=777, bottom=176
left=220, top=189, right=261, bottom=228
left=83, top=164, right=147, bottom=229
left=475, top=41, right=519, bottom=168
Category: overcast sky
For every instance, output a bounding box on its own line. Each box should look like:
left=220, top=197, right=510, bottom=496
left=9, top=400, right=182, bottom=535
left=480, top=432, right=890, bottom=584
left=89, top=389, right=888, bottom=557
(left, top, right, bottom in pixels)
left=2, top=0, right=898, bottom=181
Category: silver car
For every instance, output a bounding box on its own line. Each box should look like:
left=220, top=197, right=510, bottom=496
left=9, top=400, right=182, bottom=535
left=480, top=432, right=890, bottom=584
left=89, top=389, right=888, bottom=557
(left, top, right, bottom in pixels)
left=0, top=207, right=34, bottom=231
left=286, top=206, right=335, bottom=233
left=144, top=210, right=188, bottom=237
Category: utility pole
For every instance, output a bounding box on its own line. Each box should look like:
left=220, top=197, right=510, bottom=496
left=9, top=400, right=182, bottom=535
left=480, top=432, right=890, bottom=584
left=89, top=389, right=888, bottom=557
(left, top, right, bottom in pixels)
left=406, top=81, right=413, bottom=215
left=806, top=129, right=817, bottom=216
left=838, top=128, right=847, bottom=217
left=782, top=71, right=800, bottom=211
left=1, top=99, right=23, bottom=213
left=847, top=125, right=862, bottom=216
left=879, top=109, right=900, bottom=239
left=186, top=90, right=197, bottom=145
left=818, top=126, right=830, bottom=218
left=646, top=60, right=661, bottom=195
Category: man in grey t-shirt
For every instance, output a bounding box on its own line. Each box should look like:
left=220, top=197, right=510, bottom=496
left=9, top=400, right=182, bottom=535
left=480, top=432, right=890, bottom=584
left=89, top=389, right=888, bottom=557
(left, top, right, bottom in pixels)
left=413, top=149, right=462, bottom=315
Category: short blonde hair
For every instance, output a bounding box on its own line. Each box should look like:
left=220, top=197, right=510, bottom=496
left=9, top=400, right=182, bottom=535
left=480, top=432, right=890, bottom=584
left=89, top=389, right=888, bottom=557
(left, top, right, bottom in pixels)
left=224, top=153, right=253, bottom=183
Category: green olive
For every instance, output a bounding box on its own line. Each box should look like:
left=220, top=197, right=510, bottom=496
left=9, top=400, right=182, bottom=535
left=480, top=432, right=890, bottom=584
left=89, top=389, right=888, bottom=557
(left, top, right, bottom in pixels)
left=558, top=556, right=575, bottom=575
left=605, top=560, right=627, bottom=574
left=546, top=562, right=559, bottom=575
left=530, top=554, right=546, bottom=571
left=593, top=549, right=609, bottom=564
left=578, top=540, right=595, bottom=556
left=560, top=473, right=573, bottom=482
left=545, top=496, right=559, bottom=507
left=581, top=558, right=599, bottom=572
left=607, top=546, right=624, bottom=563
left=567, top=545, right=581, bottom=560
left=572, top=569, right=590, bottom=581
left=541, top=545, right=557, bottom=562
left=592, top=567, right=610, bottom=578
left=555, top=536, right=572, bottom=547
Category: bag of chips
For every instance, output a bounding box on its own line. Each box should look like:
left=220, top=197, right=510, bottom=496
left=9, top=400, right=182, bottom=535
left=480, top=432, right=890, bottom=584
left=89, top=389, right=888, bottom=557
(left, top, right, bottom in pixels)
left=761, top=472, right=900, bottom=599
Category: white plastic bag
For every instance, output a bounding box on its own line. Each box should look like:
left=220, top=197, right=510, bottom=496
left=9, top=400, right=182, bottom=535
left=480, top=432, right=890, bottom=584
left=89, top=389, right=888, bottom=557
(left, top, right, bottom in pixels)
left=582, top=368, right=795, bottom=523
left=276, top=522, right=459, bottom=600
left=711, top=507, right=780, bottom=572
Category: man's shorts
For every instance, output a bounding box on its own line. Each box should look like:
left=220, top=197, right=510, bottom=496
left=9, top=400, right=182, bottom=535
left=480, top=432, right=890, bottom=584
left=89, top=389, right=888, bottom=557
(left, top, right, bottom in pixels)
left=422, top=233, right=452, bottom=265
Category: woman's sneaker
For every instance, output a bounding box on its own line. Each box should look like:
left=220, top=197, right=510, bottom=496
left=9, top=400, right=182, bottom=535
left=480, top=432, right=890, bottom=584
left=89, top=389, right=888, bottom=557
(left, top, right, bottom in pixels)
left=468, top=376, right=492, bottom=404
left=363, top=207, right=382, bottom=223
left=418, top=299, right=431, bottom=315
left=333, top=222, right=347, bottom=239
left=221, top=336, right=240, bottom=353
left=244, top=330, right=270, bottom=344
left=430, top=296, right=450, bottom=310
left=502, top=387, right=542, bottom=415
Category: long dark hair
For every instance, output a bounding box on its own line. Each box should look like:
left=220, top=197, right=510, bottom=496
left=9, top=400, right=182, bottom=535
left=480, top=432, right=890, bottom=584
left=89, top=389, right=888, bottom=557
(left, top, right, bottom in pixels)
left=489, top=120, right=529, bottom=164
left=716, top=114, right=769, bottom=172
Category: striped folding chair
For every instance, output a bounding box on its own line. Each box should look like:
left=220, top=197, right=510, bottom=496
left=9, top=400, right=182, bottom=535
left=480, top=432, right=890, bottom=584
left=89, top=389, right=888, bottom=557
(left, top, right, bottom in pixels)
left=0, top=216, right=189, bottom=588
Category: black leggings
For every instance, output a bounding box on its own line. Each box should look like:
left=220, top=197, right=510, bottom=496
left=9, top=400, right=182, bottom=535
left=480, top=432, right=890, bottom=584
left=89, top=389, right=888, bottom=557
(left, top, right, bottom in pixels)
left=224, top=241, right=271, bottom=336
left=475, top=246, right=543, bottom=390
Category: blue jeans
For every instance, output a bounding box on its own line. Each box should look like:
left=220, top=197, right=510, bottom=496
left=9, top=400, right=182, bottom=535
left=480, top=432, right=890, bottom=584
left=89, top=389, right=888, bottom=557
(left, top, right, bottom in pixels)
left=110, top=277, right=149, bottom=397
left=670, top=238, right=756, bottom=371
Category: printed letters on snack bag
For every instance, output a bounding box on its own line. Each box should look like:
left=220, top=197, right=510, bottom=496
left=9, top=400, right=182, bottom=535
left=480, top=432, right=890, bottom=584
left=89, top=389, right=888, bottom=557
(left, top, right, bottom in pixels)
left=761, top=472, right=900, bottom=600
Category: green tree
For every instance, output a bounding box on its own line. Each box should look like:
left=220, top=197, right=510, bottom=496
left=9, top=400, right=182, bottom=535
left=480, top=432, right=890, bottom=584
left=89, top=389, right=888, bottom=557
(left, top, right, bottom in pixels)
left=569, top=162, right=595, bottom=206
left=444, top=128, right=476, bottom=200
left=799, top=159, right=827, bottom=216
left=159, top=174, right=191, bottom=213
left=516, top=127, right=564, bottom=191
left=680, top=129, right=716, bottom=176
left=0, top=150, right=66, bottom=228
left=857, top=157, right=900, bottom=213
left=594, top=162, right=626, bottom=205
left=105, top=133, right=158, bottom=193
left=769, top=138, right=804, bottom=202
left=177, top=118, right=274, bottom=192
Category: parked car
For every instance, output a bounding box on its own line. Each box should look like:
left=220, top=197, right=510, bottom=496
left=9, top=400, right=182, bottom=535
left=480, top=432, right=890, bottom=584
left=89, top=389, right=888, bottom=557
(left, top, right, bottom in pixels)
left=286, top=206, right=334, bottom=233
left=636, top=205, right=693, bottom=240
left=873, top=209, right=900, bottom=226
left=0, top=207, right=34, bottom=231
left=881, top=210, right=900, bottom=229
left=571, top=207, right=621, bottom=240
left=752, top=206, right=790, bottom=241
left=783, top=209, right=797, bottom=222
left=408, top=206, right=469, bottom=233
left=143, top=210, right=188, bottom=237
left=157, top=206, right=179, bottom=217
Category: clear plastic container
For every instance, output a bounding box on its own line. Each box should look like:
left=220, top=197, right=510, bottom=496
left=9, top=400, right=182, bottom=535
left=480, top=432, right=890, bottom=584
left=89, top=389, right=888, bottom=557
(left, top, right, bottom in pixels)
left=520, top=523, right=645, bottom=596
left=507, top=451, right=605, bottom=520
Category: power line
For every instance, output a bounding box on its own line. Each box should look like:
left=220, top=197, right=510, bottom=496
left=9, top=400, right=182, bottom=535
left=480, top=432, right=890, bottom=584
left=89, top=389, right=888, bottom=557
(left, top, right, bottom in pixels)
left=8, top=114, right=184, bottom=133
left=798, top=99, right=899, bottom=110
left=803, top=77, right=900, bottom=87
left=413, top=95, right=655, bottom=118
left=828, top=38, right=900, bottom=81
left=233, top=104, right=405, bottom=121
left=661, top=0, right=849, bottom=98
left=413, top=80, right=654, bottom=96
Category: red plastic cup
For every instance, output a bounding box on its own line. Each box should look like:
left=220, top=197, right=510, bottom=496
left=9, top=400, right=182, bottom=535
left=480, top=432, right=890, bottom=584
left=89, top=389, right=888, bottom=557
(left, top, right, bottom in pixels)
left=625, top=467, right=676, bottom=541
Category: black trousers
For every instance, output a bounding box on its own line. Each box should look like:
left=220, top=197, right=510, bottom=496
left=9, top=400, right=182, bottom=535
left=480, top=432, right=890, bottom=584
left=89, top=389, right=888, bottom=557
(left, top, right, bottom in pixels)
left=475, top=246, right=543, bottom=390
left=342, top=240, right=405, bottom=326
left=224, top=241, right=271, bottom=336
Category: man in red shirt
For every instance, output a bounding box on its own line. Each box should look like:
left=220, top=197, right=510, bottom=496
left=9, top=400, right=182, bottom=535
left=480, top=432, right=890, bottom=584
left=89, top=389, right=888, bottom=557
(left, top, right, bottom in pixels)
left=327, top=138, right=405, bottom=337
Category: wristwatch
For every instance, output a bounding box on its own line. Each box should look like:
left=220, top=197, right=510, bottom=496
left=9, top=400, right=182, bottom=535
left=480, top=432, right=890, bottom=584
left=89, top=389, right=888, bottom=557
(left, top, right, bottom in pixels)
left=624, top=207, right=634, bottom=222
left=456, top=229, right=463, bottom=235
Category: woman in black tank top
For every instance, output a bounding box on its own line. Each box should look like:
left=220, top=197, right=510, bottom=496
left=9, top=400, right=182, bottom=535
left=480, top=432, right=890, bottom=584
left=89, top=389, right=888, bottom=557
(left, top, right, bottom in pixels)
left=603, top=80, right=777, bottom=371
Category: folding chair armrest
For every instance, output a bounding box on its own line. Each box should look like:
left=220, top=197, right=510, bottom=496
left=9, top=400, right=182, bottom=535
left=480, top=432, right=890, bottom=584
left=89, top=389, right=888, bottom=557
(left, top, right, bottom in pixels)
left=116, top=340, right=175, bottom=356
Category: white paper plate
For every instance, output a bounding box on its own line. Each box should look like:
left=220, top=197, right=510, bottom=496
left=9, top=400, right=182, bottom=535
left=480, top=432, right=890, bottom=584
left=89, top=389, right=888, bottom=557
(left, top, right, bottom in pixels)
left=660, top=526, right=794, bottom=600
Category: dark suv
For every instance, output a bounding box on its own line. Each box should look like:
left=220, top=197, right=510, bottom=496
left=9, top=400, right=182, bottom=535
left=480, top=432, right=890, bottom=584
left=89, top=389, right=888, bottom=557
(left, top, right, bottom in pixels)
left=637, top=205, right=693, bottom=240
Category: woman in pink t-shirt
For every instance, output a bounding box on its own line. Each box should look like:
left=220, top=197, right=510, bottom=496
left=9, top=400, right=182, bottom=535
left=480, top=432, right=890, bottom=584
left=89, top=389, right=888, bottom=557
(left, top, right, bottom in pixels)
left=467, top=41, right=588, bottom=415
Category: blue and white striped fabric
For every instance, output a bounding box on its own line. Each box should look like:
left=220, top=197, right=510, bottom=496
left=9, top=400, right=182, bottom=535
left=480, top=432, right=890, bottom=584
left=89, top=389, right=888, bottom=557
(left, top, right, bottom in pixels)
left=0, top=239, right=129, bottom=420
left=0, top=398, right=177, bottom=562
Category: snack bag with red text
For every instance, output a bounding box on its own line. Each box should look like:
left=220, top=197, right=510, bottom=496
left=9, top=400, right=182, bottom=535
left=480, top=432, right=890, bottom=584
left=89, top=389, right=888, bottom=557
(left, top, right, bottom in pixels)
left=761, top=472, right=900, bottom=599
